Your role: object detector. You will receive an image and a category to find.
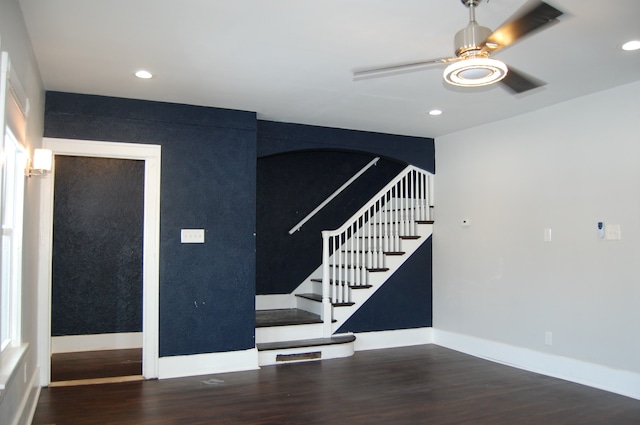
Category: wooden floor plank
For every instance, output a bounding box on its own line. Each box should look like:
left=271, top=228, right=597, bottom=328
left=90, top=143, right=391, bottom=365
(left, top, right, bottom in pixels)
left=33, top=345, right=640, bottom=425
left=51, top=348, right=142, bottom=382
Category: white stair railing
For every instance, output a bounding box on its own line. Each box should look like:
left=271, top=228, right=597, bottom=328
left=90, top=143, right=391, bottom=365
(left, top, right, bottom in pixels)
left=321, top=166, right=434, bottom=336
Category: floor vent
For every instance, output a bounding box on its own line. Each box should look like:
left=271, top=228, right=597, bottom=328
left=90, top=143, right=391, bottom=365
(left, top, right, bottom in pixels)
left=276, top=351, right=321, bottom=362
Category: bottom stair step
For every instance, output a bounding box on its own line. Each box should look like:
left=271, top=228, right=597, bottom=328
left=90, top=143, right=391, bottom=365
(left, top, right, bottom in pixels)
left=257, top=334, right=356, bottom=366
left=257, top=334, right=356, bottom=351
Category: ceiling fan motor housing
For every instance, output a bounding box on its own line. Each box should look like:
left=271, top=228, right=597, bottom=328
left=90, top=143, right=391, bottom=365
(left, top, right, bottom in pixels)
left=454, top=21, right=492, bottom=57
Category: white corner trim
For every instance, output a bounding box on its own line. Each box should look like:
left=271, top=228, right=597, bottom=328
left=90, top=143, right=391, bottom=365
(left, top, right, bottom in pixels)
left=354, top=327, right=433, bottom=352
left=158, top=348, right=260, bottom=380
left=433, top=329, right=640, bottom=401
left=51, top=333, right=143, bottom=354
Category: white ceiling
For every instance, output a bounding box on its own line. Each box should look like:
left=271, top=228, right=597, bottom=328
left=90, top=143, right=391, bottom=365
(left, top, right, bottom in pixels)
left=18, top=0, right=640, bottom=138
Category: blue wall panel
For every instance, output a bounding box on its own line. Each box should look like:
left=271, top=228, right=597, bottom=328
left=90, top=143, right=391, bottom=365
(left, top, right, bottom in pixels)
left=258, top=120, right=435, bottom=173
left=257, top=151, right=405, bottom=294
left=337, top=237, right=433, bottom=333
left=52, top=155, right=144, bottom=336
left=45, top=92, right=257, bottom=357
left=44, top=91, right=435, bottom=355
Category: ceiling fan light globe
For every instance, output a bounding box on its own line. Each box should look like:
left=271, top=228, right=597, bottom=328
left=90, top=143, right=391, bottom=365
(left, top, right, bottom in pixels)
left=443, top=57, right=508, bottom=87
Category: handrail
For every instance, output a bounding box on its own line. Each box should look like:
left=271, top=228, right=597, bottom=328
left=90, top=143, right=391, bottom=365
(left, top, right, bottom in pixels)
left=288, top=157, right=380, bottom=234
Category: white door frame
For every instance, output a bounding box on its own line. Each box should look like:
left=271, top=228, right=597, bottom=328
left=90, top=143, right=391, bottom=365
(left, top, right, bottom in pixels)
left=37, top=137, right=161, bottom=385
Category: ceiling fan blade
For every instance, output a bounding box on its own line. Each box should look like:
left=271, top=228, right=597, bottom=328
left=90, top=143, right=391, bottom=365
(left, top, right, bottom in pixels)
left=481, top=0, right=563, bottom=54
left=353, top=57, right=459, bottom=81
left=500, top=66, right=545, bottom=94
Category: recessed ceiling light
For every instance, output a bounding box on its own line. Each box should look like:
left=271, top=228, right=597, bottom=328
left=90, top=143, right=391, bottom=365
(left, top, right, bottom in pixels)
left=135, top=70, right=153, bottom=79
left=429, top=109, right=443, bottom=116
left=622, top=40, right=640, bottom=51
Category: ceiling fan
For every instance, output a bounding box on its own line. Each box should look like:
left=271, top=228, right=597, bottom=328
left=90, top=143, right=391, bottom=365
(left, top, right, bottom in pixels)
left=353, top=0, right=563, bottom=94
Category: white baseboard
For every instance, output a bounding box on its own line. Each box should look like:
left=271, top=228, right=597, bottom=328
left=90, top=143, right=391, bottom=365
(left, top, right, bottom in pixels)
left=255, top=294, right=295, bottom=310
left=158, top=348, right=259, bottom=379
left=51, top=332, right=143, bottom=353
left=354, top=327, right=433, bottom=352
left=433, top=329, right=640, bottom=401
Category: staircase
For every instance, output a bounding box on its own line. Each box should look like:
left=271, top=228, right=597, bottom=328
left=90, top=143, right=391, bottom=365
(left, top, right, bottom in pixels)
left=256, top=165, right=434, bottom=366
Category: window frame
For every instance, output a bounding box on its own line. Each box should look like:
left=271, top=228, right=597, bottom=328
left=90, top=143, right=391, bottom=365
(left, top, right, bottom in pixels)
left=0, top=50, right=28, bottom=355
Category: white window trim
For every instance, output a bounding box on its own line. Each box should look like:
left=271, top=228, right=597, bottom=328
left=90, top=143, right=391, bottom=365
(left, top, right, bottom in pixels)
left=0, top=49, right=29, bottom=393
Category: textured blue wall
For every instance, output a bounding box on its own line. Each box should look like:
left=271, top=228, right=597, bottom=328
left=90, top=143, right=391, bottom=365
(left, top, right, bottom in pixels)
left=337, top=238, right=433, bottom=333
left=52, top=155, right=144, bottom=336
left=257, top=151, right=405, bottom=294
left=258, top=120, right=435, bottom=173
left=44, top=92, right=435, bottom=354
left=257, top=121, right=434, bottom=332
left=45, top=92, right=257, bottom=357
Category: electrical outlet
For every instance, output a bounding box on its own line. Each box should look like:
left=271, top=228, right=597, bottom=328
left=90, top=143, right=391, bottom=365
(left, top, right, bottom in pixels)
left=606, top=224, right=621, bottom=240
left=545, top=331, right=553, bottom=346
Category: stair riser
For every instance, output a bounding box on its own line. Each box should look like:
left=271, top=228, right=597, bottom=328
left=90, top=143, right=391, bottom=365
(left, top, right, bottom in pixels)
left=295, top=296, right=323, bottom=316
left=258, top=341, right=354, bottom=366
left=256, top=323, right=323, bottom=344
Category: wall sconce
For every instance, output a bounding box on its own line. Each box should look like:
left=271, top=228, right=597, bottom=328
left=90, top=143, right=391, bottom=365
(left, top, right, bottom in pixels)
left=26, top=148, right=53, bottom=177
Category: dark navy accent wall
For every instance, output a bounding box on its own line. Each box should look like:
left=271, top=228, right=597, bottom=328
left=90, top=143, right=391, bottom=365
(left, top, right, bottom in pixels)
left=45, top=92, right=257, bottom=357
left=52, top=155, right=144, bottom=336
left=258, top=120, right=435, bottom=173
left=257, top=151, right=405, bottom=294
left=337, top=237, right=433, bottom=333
left=256, top=120, right=434, bottom=333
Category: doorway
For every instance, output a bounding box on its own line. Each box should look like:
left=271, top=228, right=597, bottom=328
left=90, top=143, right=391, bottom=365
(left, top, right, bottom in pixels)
left=37, top=138, right=161, bottom=386
left=50, top=155, right=144, bottom=385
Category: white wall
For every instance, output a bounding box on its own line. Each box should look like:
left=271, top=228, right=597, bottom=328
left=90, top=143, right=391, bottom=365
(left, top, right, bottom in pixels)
left=0, top=0, right=45, bottom=423
left=434, top=81, right=640, bottom=379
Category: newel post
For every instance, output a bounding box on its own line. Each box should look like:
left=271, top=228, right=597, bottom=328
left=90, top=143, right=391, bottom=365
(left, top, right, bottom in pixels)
left=321, top=230, right=332, bottom=337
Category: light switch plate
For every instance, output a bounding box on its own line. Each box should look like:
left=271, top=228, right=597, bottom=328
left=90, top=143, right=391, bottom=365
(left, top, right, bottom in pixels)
left=181, top=229, right=205, bottom=243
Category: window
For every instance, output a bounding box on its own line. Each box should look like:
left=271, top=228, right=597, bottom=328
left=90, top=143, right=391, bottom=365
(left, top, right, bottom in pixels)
left=0, top=128, right=26, bottom=352
left=0, top=50, right=28, bottom=354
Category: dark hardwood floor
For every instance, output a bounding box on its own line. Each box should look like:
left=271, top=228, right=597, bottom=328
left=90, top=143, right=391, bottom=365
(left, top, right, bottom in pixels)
left=51, top=348, right=142, bottom=383
left=34, top=345, right=640, bottom=424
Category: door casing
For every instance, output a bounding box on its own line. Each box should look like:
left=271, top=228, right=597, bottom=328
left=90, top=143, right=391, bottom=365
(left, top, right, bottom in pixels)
left=37, top=137, right=161, bottom=385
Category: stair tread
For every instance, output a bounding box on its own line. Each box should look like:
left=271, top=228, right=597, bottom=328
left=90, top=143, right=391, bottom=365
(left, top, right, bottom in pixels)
left=257, top=334, right=356, bottom=351
left=295, top=293, right=355, bottom=306
left=256, top=308, right=322, bottom=327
